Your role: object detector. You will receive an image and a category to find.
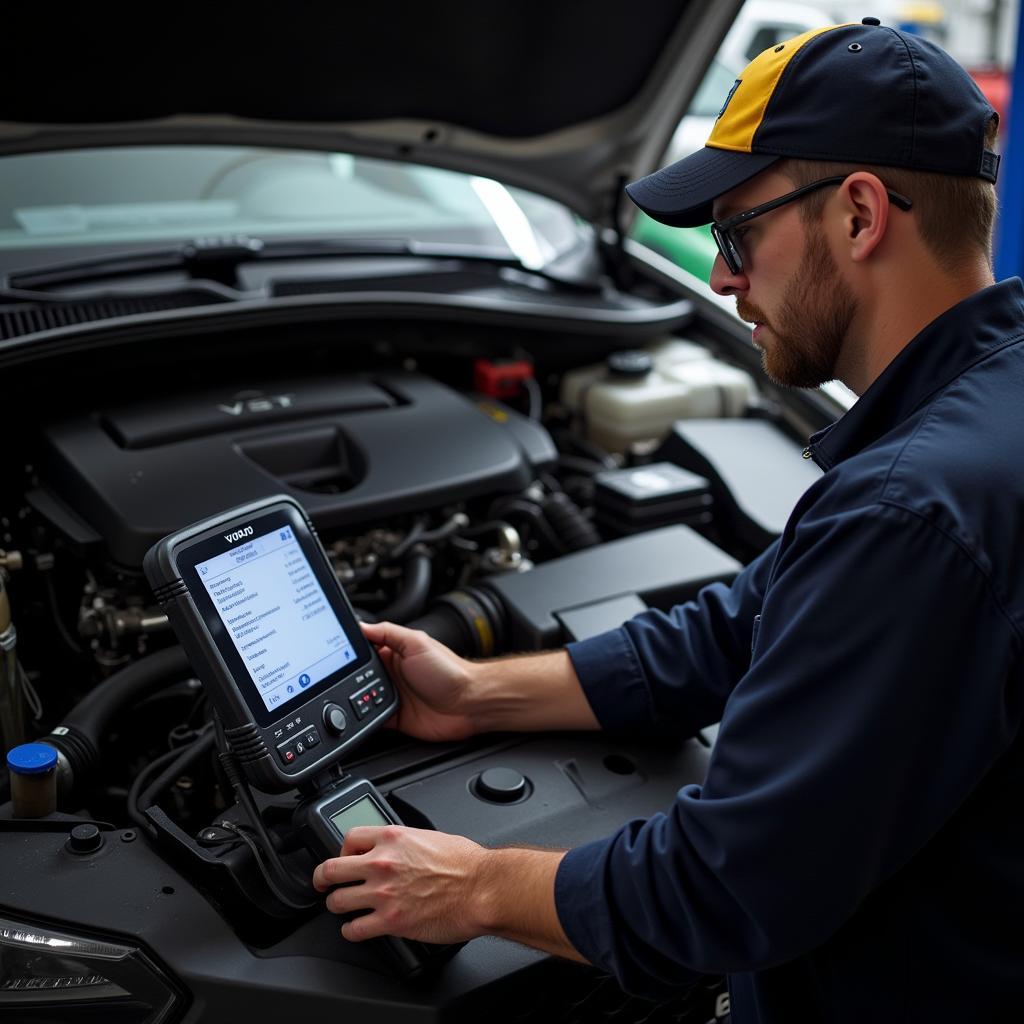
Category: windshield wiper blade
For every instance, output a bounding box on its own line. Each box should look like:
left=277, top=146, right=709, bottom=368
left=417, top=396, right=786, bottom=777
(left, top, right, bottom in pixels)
left=3, top=234, right=604, bottom=295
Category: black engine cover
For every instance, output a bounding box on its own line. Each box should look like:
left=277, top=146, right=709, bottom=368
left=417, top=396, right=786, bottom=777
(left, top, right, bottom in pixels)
left=37, top=372, right=556, bottom=566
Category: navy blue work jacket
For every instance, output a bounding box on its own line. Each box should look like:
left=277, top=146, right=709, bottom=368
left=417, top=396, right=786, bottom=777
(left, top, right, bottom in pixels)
left=556, top=279, right=1024, bottom=1022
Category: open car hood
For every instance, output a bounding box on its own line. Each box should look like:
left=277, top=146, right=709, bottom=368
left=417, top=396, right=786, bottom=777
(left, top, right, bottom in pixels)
left=0, top=1, right=743, bottom=230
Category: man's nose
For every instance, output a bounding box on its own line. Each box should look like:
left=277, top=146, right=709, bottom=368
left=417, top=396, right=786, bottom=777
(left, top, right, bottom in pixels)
left=709, top=252, right=750, bottom=297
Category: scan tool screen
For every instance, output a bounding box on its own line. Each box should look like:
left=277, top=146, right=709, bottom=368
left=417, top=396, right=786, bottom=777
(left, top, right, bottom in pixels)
left=195, top=525, right=357, bottom=714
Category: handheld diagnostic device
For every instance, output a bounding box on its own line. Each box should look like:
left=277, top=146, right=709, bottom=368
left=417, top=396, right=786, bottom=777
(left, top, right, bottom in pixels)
left=298, top=776, right=439, bottom=974
left=145, top=495, right=443, bottom=974
left=145, top=495, right=396, bottom=793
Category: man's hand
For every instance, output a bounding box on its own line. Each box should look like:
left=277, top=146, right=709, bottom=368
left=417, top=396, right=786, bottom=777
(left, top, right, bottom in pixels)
left=312, top=825, right=586, bottom=961
left=360, top=621, right=477, bottom=742
left=361, top=621, right=600, bottom=737
left=313, top=825, right=489, bottom=944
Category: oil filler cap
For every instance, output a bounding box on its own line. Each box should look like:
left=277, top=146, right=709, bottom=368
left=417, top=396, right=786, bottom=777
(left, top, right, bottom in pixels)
left=472, top=767, right=529, bottom=804
left=67, top=823, right=104, bottom=855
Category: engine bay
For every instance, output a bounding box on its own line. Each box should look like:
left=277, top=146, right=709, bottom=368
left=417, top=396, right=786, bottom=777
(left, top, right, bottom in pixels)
left=0, top=306, right=826, bottom=1022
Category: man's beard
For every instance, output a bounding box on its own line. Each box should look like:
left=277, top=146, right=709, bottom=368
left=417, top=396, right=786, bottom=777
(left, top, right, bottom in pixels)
left=738, top=231, right=857, bottom=389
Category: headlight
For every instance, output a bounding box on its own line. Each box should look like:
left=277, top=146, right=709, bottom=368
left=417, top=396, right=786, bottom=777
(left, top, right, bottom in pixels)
left=0, top=913, right=183, bottom=1023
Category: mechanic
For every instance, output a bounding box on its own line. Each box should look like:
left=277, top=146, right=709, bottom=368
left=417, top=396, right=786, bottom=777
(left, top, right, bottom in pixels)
left=313, top=20, right=1024, bottom=1021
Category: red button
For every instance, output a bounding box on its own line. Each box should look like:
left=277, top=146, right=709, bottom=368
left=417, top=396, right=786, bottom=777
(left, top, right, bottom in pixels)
left=284, top=750, right=295, bottom=763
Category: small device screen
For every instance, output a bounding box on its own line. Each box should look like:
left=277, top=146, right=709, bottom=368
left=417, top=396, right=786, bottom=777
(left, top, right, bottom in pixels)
left=329, top=795, right=391, bottom=836
left=194, top=524, right=357, bottom=714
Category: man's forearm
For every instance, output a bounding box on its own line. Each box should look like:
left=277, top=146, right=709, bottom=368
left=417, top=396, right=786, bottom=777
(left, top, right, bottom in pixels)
left=464, top=649, right=601, bottom=734
left=474, top=846, right=587, bottom=962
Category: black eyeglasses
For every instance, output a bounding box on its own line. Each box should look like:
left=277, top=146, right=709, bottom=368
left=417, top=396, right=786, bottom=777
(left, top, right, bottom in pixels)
left=710, top=175, right=914, bottom=275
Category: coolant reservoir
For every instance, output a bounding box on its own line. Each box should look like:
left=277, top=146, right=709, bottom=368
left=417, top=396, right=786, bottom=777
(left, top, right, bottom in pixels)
left=560, top=340, right=756, bottom=453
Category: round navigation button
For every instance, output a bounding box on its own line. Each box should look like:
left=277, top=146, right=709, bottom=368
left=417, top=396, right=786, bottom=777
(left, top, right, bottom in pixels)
left=323, top=704, right=348, bottom=735
left=473, top=767, right=529, bottom=804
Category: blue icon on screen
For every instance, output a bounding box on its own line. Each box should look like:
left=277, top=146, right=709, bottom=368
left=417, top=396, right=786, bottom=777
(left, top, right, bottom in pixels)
left=299, top=674, right=311, bottom=688
left=280, top=529, right=291, bottom=541
left=287, top=684, right=294, bottom=694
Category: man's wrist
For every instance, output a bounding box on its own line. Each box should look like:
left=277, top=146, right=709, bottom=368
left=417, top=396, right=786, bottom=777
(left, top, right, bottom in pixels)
left=469, top=846, right=551, bottom=933
left=467, top=845, right=584, bottom=961
left=469, top=845, right=502, bottom=933
left=453, top=657, right=486, bottom=736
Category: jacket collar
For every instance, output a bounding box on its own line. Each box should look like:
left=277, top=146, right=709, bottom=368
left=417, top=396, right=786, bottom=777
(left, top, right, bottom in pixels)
left=807, top=278, right=1024, bottom=470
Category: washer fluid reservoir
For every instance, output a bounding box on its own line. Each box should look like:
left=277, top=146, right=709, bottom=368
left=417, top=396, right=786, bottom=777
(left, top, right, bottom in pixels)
left=560, top=340, right=756, bottom=453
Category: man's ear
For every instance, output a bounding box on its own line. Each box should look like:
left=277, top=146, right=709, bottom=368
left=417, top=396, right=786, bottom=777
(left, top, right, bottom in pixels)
left=836, top=172, right=891, bottom=262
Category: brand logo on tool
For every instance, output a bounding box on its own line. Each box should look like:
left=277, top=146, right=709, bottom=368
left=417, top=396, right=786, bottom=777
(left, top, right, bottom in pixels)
left=224, top=526, right=254, bottom=543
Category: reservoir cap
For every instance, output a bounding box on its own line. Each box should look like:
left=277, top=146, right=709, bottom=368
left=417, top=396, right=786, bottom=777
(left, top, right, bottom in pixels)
left=6, top=743, right=57, bottom=775
left=607, top=350, right=654, bottom=378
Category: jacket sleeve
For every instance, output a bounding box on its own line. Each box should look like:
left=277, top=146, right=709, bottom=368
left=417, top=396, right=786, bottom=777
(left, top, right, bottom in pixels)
left=566, top=537, right=780, bottom=738
left=555, top=501, right=1023, bottom=997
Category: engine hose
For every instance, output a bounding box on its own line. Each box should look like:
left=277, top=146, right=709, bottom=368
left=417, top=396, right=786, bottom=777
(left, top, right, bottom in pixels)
left=126, top=725, right=215, bottom=835
left=407, top=586, right=507, bottom=658
left=542, top=491, right=601, bottom=551
left=43, top=645, right=192, bottom=804
left=375, top=546, right=432, bottom=624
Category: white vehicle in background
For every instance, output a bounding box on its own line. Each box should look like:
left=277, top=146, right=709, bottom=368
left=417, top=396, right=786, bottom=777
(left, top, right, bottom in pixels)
left=669, top=2, right=838, bottom=161
left=718, top=0, right=838, bottom=68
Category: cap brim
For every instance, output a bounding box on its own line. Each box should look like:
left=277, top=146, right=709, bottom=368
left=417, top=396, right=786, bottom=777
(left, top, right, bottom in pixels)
left=625, top=147, right=780, bottom=227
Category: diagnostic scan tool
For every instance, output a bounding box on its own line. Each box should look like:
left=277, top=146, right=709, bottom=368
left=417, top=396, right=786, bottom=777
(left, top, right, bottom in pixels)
left=145, top=495, right=437, bottom=974
left=145, top=495, right=396, bottom=792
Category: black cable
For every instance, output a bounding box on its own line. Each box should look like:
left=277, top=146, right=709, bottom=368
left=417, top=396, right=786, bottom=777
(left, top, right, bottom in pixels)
left=126, top=724, right=216, bottom=835
left=416, top=513, right=470, bottom=545
left=543, top=492, right=601, bottom=551
left=138, top=727, right=215, bottom=812
left=487, top=498, right=566, bottom=555
left=216, top=821, right=318, bottom=912
left=126, top=746, right=191, bottom=834
left=538, top=471, right=563, bottom=493
left=388, top=518, right=426, bottom=562
left=214, top=715, right=318, bottom=906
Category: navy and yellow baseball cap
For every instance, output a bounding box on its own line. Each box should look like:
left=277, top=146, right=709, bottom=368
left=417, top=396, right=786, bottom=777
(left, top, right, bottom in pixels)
left=626, top=18, right=1000, bottom=228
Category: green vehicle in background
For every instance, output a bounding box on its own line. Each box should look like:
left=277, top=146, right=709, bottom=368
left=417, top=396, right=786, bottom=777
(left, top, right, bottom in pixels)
left=632, top=2, right=837, bottom=282
left=631, top=213, right=718, bottom=281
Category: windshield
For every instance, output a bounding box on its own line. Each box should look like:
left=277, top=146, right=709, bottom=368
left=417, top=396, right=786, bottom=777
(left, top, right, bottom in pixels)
left=0, top=146, right=590, bottom=269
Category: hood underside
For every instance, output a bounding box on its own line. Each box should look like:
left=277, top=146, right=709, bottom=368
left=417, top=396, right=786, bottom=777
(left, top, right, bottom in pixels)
left=0, top=1, right=743, bottom=228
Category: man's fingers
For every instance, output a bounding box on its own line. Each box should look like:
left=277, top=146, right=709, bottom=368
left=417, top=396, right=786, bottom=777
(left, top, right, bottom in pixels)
left=312, top=851, right=367, bottom=891
left=341, top=911, right=390, bottom=943
left=376, top=645, right=397, bottom=675
left=360, top=620, right=423, bottom=656
left=342, top=826, right=385, bottom=856
left=325, top=885, right=372, bottom=917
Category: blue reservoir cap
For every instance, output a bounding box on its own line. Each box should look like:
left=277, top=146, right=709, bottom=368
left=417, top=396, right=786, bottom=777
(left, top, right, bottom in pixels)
left=6, top=743, right=58, bottom=775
